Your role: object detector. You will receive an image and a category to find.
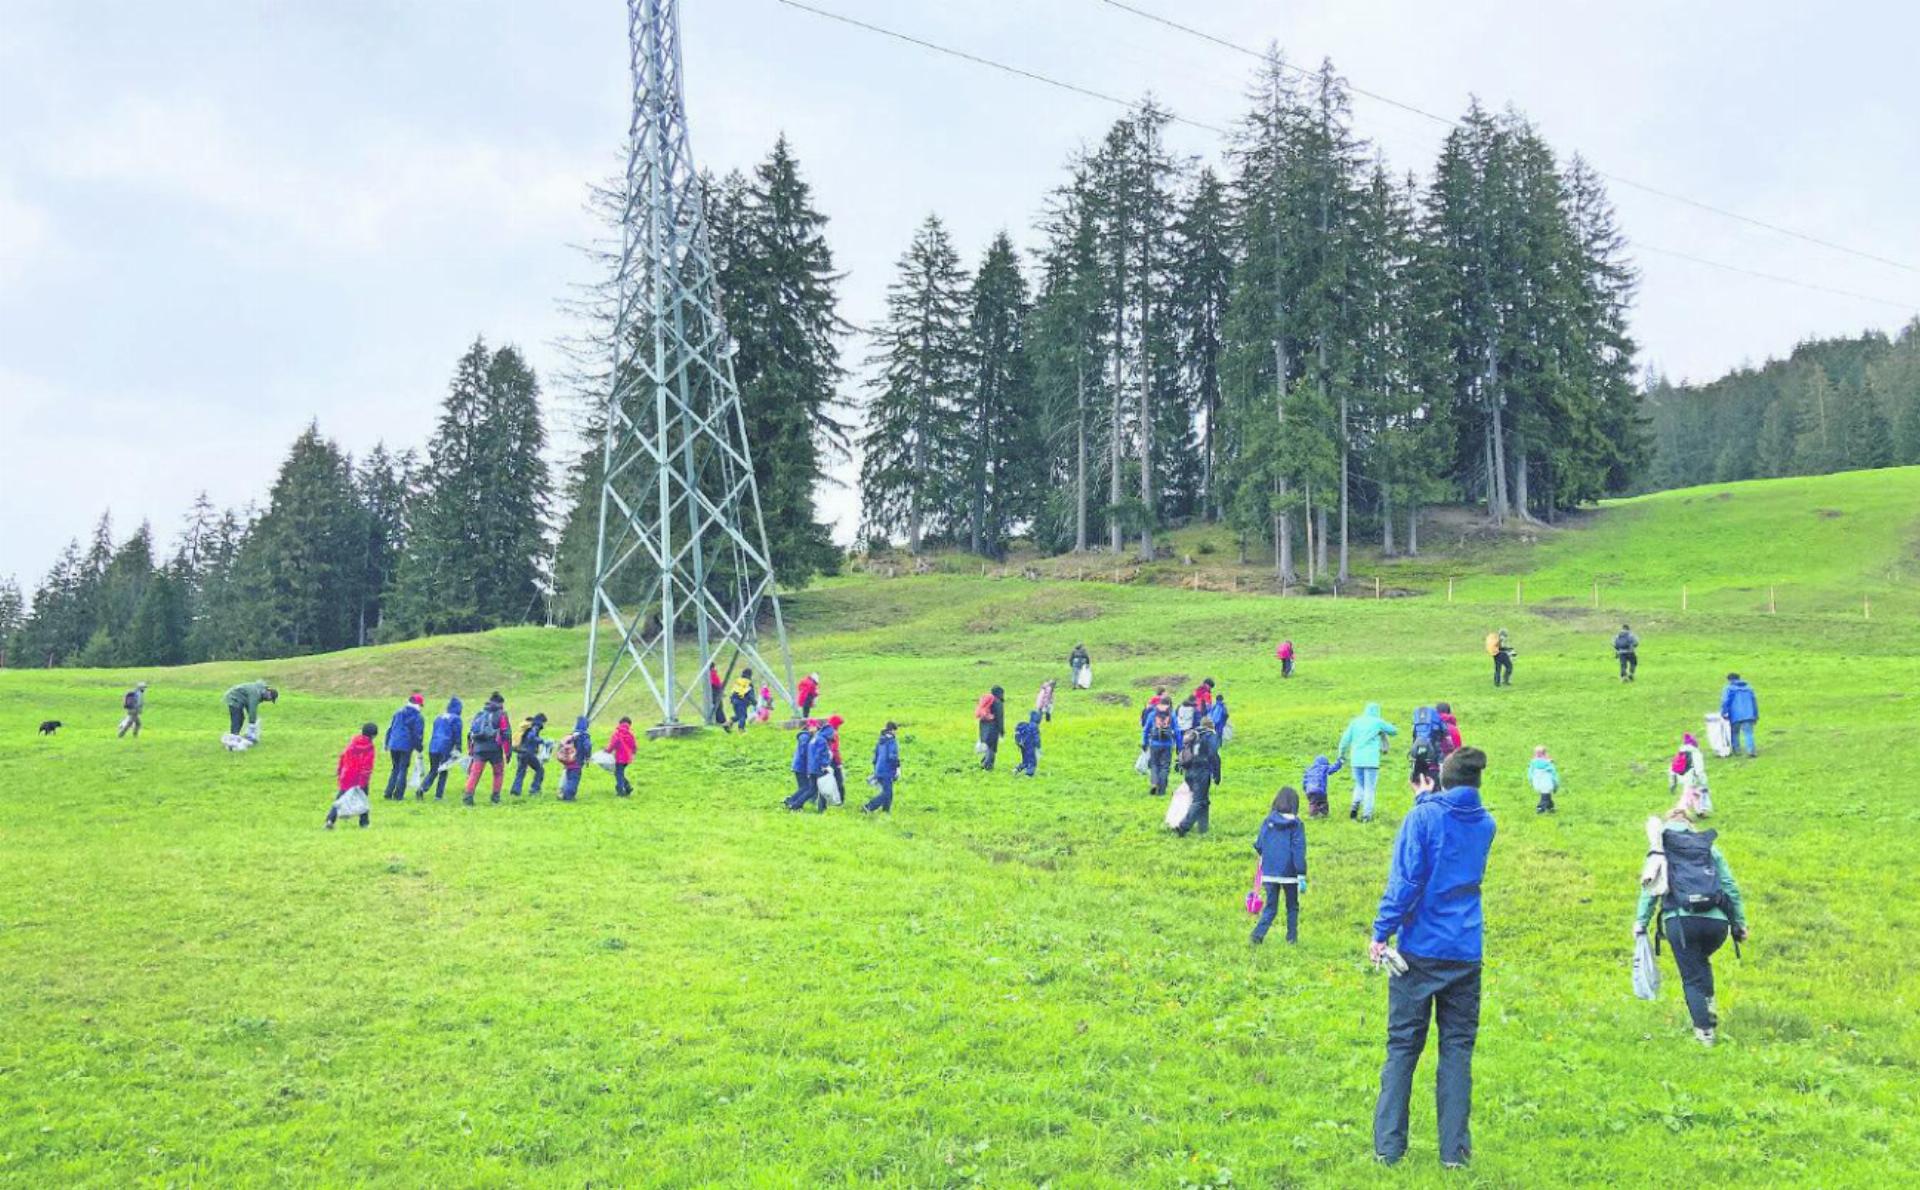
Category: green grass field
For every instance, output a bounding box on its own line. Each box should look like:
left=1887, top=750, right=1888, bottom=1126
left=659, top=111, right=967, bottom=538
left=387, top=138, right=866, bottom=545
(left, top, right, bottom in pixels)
left=3, top=471, right=1917, bottom=1186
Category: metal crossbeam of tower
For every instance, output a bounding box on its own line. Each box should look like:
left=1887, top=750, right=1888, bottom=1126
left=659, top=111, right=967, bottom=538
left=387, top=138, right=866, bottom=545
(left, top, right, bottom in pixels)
left=583, top=0, right=796, bottom=731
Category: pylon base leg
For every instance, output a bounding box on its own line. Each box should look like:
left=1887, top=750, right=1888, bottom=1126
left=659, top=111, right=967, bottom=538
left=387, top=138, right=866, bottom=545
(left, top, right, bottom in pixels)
left=646, top=722, right=705, bottom=740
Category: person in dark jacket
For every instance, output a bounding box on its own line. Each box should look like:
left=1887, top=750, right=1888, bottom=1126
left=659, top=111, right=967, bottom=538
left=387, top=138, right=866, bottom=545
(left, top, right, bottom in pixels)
left=510, top=713, right=548, bottom=796
left=784, top=721, right=825, bottom=811
left=1720, top=674, right=1759, bottom=757
left=978, top=686, right=1005, bottom=771
left=118, top=682, right=149, bottom=738
left=863, top=721, right=902, bottom=813
left=557, top=715, right=592, bottom=801
left=1250, top=787, right=1308, bottom=943
left=1014, top=710, right=1042, bottom=776
left=1636, top=803, right=1750, bottom=1045
left=1068, top=643, right=1091, bottom=689
left=1301, top=754, right=1344, bottom=818
left=1613, top=624, right=1640, bottom=682
left=1142, top=704, right=1179, bottom=797
left=425, top=697, right=462, bottom=800
left=1370, top=747, right=1497, bottom=1169
left=728, top=668, right=756, bottom=732
left=463, top=693, right=510, bottom=806
left=1174, top=719, right=1220, bottom=836
left=382, top=692, right=426, bottom=801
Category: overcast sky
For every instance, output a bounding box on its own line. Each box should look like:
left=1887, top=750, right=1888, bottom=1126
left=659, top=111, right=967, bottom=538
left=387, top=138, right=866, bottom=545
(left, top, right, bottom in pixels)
left=4, top=0, right=1917, bottom=586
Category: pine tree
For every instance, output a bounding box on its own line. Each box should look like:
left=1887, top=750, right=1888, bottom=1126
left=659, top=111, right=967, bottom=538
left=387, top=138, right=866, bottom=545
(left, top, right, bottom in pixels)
left=0, top=576, right=24, bottom=666
left=481, top=345, right=551, bottom=624
left=1168, top=167, right=1235, bottom=521
left=241, top=424, right=367, bottom=655
left=858, top=215, right=972, bottom=552
left=960, top=232, right=1036, bottom=556
left=1029, top=166, right=1111, bottom=552
left=125, top=564, right=189, bottom=666
left=354, top=445, right=415, bottom=644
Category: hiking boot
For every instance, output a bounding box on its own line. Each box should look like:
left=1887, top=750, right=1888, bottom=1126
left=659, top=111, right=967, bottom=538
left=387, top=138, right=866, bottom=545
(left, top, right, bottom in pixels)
left=1694, top=1027, right=1715, bottom=1047
left=462, top=795, right=474, bottom=806
left=490, top=794, right=501, bottom=804
left=1349, top=805, right=1359, bottom=820
left=324, top=820, right=334, bottom=831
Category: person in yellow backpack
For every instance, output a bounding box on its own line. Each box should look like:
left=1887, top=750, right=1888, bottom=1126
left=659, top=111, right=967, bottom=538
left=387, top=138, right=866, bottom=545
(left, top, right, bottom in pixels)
left=1487, top=629, right=1513, bottom=687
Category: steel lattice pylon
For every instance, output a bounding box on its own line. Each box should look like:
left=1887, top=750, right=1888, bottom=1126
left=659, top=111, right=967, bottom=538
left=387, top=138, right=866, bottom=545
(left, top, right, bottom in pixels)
left=584, top=0, right=795, bottom=730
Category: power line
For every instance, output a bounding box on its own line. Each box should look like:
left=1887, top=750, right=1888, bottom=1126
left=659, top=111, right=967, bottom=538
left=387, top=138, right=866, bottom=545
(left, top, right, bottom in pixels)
left=1091, top=0, right=1920, bottom=278
left=1633, top=243, right=1916, bottom=312
left=771, top=0, right=1918, bottom=311
left=770, top=0, right=1227, bottom=135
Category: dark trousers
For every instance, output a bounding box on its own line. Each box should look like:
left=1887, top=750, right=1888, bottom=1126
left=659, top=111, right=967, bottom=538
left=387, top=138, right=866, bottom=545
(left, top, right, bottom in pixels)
left=1148, top=751, right=1171, bottom=795
left=613, top=762, right=632, bottom=796
left=427, top=750, right=451, bottom=798
left=119, top=711, right=141, bottom=738
left=730, top=694, right=751, bottom=730
left=709, top=687, right=725, bottom=726
left=228, top=705, right=246, bottom=735
left=1017, top=742, right=1038, bottom=775
left=1618, top=650, right=1638, bottom=680
left=325, top=806, right=370, bottom=827
left=383, top=749, right=413, bottom=799
left=1375, top=955, right=1480, bottom=1166
left=980, top=728, right=999, bottom=770
left=1666, top=915, right=1728, bottom=1030
left=1493, top=651, right=1512, bottom=686
left=785, top=773, right=823, bottom=811
left=510, top=754, right=544, bottom=795
left=559, top=766, right=582, bottom=801
left=863, top=775, right=895, bottom=813
left=1306, top=791, right=1328, bottom=817
left=1251, top=881, right=1299, bottom=943
left=1176, top=776, right=1212, bottom=835
left=1281, top=657, right=1294, bottom=678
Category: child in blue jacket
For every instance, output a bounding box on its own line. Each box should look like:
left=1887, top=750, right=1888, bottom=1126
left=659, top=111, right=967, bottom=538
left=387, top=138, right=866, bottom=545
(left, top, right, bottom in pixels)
left=1014, top=711, right=1042, bottom=776
left=1251, top=787, right=1308, bottom=943
left=863, top=722, right=902, bottom=813
left=425, top=697, right=463, bottom=800
left=557, top=716, right=592, bottom=802
left=1301, top=754, right=1344, bottom=818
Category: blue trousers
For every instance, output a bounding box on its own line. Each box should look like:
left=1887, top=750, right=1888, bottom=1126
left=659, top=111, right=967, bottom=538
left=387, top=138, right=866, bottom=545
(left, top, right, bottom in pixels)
left=784, top=773, right=823, bottom=811
left=863, top=775, right=895, bottom=813
left=1250, top=881, right=1298, bottom=942
left=730, top=694, right=752, bottom=730
left=510, top=754, right=544, bottom=795
left=1733, top=719, right=1756, bottom=756
left=1017, top=743, right=1037, bottom=775
left=1351, top=767, right=1380, bottom=819
left=1375, top=955, right=1480, bottom=1166
left=559, top=766, right=581, bottom=801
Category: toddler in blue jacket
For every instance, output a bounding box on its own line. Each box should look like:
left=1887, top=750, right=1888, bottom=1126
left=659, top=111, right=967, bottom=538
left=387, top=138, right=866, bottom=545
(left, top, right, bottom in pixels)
left=1301, top=754, right=1344, bottom=818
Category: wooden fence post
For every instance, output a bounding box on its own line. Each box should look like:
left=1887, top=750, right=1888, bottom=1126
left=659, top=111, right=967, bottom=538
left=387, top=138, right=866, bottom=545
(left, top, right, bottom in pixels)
left=1515, top=580, right=1523, bottom=606
left=1769, top=586, right=1776, bottom=614
left=1375, top=576, right=1382, bottom=599
left=1592, top=580, right=1598, bottom=609
left=1682, top=584, right=1689, bottom=612
left=1447, top=577, right=1454, bottom=603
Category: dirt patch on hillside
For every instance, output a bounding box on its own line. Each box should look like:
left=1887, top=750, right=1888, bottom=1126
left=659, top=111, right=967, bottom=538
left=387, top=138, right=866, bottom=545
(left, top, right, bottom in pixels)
left=1092, top=692, right=1133, bottom=707
left=1132, top=673, right=1189, bottom=690
left=1816, top=508, right=1845, bottom=519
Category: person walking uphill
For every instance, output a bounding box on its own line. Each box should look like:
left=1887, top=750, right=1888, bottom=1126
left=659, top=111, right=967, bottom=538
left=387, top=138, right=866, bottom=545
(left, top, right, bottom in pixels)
left=510, top=713, right=548, bottom=796
left=1337, top=703, right=1398, bottom=823
left=118, top=682, right=149, bottom=738
left=1068, top=643, right=1092, bottom=690
left=976, top=686, right=1006, bottom=771
left=1614, top=624, right=1640, bottom=682
left=1720, top=673, right=1760, bottom=758
left=1142, top=703, right=1179, bottom=798
left=425, top=697, right=462, bottom=800
left=1371, top=746, right=1497, bottom=1169
left=862, top=721, right=902, bottom=813
left=557, top=716, right=592, bottom=801
left=326, top=723, right=379, bottom=830
left=1487, top=629, right=1514, bottom=687
left=223, top=680, right=278, bottom=740
left=382, top=693, right=426, bottom=801
left=1638, top=803, right=1748, bottom=1045
left=1302, top=754, right=1344, bottom=818
left=463, top=694, right=510, bottom=805
left=1014, top=710, right=1042, bottom=776
left=729, top=669, right=755, bottom=732
left=1174, top=719, right=1221, bottom=836
left=609, top=717, right=638, bottom=797
left=1250, top=788, right=1308, bottom=943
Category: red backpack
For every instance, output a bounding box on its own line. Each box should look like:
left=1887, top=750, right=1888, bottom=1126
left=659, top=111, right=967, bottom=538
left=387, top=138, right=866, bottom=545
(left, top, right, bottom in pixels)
left=975, top=693, right=996, bottom=720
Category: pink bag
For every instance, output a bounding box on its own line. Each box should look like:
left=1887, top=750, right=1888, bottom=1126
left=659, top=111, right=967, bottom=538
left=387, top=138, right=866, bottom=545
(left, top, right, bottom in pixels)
left=1245, top=888, right=1265, bottom=916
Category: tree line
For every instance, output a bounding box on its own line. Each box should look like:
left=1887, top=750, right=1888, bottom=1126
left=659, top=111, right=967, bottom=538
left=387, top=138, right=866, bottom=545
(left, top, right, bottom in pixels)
left=856, top=54, right=1647, bottom=581
left=1641, top=321, right=1920, bottom=488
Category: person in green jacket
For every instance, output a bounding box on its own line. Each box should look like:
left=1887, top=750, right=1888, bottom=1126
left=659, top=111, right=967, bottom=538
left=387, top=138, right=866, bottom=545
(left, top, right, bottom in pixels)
left=1636, top=804, right=1749, bottom=1046
left=223, top=680, right=278, bottom=738
left=1336, top=702, right=1398, bottom=823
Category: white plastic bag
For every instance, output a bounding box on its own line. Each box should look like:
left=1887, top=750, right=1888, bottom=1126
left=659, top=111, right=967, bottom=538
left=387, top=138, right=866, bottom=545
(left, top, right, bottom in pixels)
left=590, top=749, right=616, bottom=772
left=1220, top=722, right=1234, bottom=746
left=221, top=732, right=254, bottom=752
left=1074, top=665, right=1092, bottom=690
left=1135, top=750, right=1150, bottom=775
left=1632, top=931, right=1661, bottom=1000
left=332, top=787, right=371, bottom=818
left=974, top=740, right=989, bottom=757
left=1706, top=713, right=1733, bottom=759
left=438, top=750, right=466, bottom=776
left=818, top=771, right=842, bottom=806
left=1163, top=782, right=1193, bottom=830
left=406, top=753, right=426, bottom=793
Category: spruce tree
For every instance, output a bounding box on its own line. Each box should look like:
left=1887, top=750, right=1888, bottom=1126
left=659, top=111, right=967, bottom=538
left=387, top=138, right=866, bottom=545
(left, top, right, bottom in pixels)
left=242, top=424, right=366, bottom=655
left=1168, top=167, right=1235, bottom=521
left=125, top=564, right=189, bottom=666
left=1029, top=166, right=1110, bottom=551
left=858, top=215, right=971, bottom=551
left=960, top=231, right=1036, bottom=556
left=354, top=445, right=415, bottom=644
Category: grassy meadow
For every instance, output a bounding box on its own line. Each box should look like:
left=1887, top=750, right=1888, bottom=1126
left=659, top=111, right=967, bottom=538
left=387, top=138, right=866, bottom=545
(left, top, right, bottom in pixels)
left=2, top=470, right=1918, bottom=1187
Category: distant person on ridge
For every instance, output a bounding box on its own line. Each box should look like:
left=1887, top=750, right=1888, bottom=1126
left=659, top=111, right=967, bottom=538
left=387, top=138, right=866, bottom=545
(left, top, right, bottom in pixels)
left=1370, top=747, right=1497, bottom=1169
left=425, top=697, right=463, bottom=800
left=1337, top=702, right=1398, bottom=823
left=1614, top=624, right=1640, bottom=682
left=222, top=680, right=277, bottom=741
left=862, top=721, right=902, bottom=813
left=381, top=692, right=425, bottom=801
left=1720, top=673, right=1759, bottom=758
left=1068, top=643, right=1091, bottom=689
left=118, top=682, right=149, bottom=738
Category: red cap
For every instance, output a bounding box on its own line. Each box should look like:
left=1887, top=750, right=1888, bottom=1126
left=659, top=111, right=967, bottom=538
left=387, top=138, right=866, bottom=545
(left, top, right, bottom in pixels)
left=409, top=693, right=424, bottom=705
left=828, top=715, right=844, bottom=727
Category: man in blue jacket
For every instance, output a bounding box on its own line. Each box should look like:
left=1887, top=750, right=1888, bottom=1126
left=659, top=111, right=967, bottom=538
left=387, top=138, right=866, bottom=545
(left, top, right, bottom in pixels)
left=863, top=721, right=902, bottom=813
left=1369, top=746, right=1497, bottom=1169
left=1720, top=673, right=1759, bottom=758
left=382, top=693, right=426, bottom=801
left=425, top=697, right=463, bottom=801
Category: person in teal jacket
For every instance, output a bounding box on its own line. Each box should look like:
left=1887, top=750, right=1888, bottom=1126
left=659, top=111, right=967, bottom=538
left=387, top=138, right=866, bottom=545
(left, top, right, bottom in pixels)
left=1636, top=805, right=1749, bottom=1046
left=1336, top=702, right=1398, bottom=822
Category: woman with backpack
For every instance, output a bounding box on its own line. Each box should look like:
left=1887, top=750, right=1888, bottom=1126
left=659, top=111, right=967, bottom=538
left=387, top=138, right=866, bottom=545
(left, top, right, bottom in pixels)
left=463, top=693, right=510, bottom=805
left=1637, top=804, right=1749, bottom=1046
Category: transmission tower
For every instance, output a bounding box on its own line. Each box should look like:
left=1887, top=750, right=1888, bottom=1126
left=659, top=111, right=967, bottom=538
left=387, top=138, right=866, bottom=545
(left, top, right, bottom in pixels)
left=583, top=0, right=796, bottom=732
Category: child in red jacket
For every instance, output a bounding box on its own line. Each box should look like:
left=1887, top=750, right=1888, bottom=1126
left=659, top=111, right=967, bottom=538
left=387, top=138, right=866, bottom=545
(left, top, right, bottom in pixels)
left=609, top=717, right=638, bottom=797
left=327, top=722, right=378, bottom=829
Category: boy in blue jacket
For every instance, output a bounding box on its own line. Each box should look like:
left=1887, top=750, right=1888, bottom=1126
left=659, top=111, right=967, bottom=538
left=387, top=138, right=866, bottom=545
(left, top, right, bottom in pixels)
left=1014, top=711, right=1042, bottom=776
left=1370, top=747, right=1497, bottom=1169
left=1142, top=704, right=1179, bottom=797
left=1250, top=787, right=1307, bottom=943
left=1719, top=673, right=1759, bottom=757
left=557, top=716, right=592, bottom=801
left=382, top=693, right=426, bottom=801
left=1301, top=754, right=1344, bottom=818
left=425, top=697, right=463, bottom=800
left=863, top=721, right=902, bottom=813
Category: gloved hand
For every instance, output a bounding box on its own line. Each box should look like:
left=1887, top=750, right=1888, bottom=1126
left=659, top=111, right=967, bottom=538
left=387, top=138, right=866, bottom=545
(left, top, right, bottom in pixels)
left=1633, top=924, right=1647, bottom=936
left=1732, top=925, right=1748, bottom=943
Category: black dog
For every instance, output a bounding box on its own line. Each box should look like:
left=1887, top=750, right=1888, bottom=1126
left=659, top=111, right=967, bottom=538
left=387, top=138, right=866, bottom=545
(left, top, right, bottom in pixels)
left=38, top=720, right=63, bottom=736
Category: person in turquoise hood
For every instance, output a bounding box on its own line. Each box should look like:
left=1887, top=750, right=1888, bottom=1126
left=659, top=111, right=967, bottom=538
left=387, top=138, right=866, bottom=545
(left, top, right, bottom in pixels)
left=1337, top=702, right=1398, bottom=822
left=1370, top=747, right=1497, bottom=1169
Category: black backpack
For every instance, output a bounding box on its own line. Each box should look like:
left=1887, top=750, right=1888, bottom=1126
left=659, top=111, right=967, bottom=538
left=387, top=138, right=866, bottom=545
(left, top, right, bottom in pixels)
left=123, top=689, right=139, bottom=711
left=1663, top=829, right=1726, bottom=915
left=470, top=710, right=500, bottom=745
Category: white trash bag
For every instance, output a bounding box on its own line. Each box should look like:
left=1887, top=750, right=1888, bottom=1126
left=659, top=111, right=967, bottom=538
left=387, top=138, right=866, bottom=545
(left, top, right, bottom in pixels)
left=1705, top=713, right=1733, bottom=760
left=332, top=787, right=371, bottom=819
left=221, top=732, right=254, bottom=752
left=1163, top=782, right=1193, bottom=830
left=1074, top=665, right=1092, bottom=690
left=1134, top=750, right=1150, bottom=776
left=1220, top=723, right=1234, bottom=746
left=1632, top=931, right=1661, bottom=1000
left=818, top=771, right=842, bottom=806
left=437, top=750, right=466, bottom=776
left=590, top=749, right=617, bottom=773
left=406, top=753, right=426, bottom=794
left=974, top=740, right=989, bottom=757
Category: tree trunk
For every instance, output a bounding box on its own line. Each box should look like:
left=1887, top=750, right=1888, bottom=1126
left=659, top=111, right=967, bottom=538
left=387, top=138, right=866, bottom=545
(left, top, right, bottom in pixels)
left=1382, top=493, right=1395, bottom=557
left=1074, top=360, right=1088, bottom=552
left=1512, top=436, right=1532, bottom=523
left=1303, top=481, right=1315, bottom=586
left=1110, top=303, right=1125, bottom=554
left=1407, top=502, right=1419, bottom=556
left=1271, top=513, right=1282, bottom=579
left=1138, top=304, right=1154, bottom=563
left=1272, top=337, right=1295, bottom=584
left=1337, top=393, right=1351, bottom=583
left=1316, top=505, right=1330, bottom=582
